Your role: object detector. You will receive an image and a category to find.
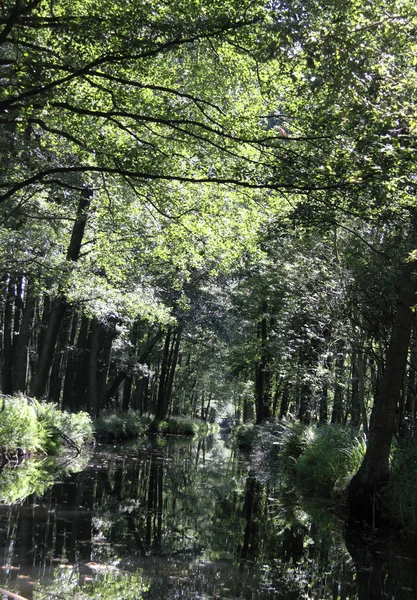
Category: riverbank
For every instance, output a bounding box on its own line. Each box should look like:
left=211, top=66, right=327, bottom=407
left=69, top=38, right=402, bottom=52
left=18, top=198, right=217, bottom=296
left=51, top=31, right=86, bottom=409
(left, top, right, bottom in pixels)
left=234, top=420, right=417, bottom=535
left=94, top=411, right=219, bottom=443
left=0, top=393, right=94, bottom=464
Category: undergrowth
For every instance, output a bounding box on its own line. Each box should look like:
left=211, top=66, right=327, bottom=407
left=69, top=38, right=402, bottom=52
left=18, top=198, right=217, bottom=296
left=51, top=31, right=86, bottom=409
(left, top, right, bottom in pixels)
left=0, top=394, right=94, bottom=456
left=236, top=419, right=417, bottom=533
left=234, top=420, right=366, bottom=495
left=95, top=412, right=219, bottom=442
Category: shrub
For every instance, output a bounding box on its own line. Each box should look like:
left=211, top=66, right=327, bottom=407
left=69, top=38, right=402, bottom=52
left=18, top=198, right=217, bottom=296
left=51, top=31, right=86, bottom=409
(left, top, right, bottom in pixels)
left=0, top=395, right=41, bottom=452
left=34, top=401, right=94, bottom=453
left=295, top=425, right=366, bottom=494
left=0, top=395, right=94, bottom=456
left=94, top=411, right=145, bottom=443
left=279, top=421, right=316, bottom=471
left=233, top=423, right=258, bottom=451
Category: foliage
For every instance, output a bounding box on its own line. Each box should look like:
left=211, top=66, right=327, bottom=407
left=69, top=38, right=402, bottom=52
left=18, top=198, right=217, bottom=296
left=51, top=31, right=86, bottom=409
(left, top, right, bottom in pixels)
left=0, top=394, right=94, bottom=455
left=295, top=425, right=367, bottom=494
left=0, top=395, right=41, bottom=452
left=95, top=412, right=217, bottom=441
left=278, top=421, right=317, bottom=471
left=149, top=416, right=216, bottom=436
left=233, top=423, right=257, bottom=451
left=236, top=421, right=366, bottom=495
left=94, top=411, right=149, bottom=443
left=35, top=400, right=94, bottom=453
left=34, top=567, right=148, bottom=600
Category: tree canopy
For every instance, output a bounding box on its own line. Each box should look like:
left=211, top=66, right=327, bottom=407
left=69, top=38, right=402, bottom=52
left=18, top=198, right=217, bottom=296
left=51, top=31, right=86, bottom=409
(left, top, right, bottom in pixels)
left=1, top=0, right=417, bottom=520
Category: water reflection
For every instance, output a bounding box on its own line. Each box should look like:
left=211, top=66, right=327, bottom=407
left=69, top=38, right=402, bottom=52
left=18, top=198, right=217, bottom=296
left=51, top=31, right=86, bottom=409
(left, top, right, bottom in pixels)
left=0, top=435, right=416, bottom=599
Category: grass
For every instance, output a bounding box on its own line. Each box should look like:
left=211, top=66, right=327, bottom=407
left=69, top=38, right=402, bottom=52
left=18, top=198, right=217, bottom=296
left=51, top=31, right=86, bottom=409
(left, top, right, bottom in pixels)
left=234, top=419, right=417, bottom=532
left=95, top=412, right=219, bottom=442
left=0, top=394, right=94, bottom=457
left=295, top=425, right=366, bottom=494
left=234, top=420, right=367, bottom=495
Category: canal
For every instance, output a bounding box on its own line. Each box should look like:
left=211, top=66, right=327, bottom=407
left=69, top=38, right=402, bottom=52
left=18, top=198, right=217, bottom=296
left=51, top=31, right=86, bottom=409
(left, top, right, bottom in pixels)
left=0, top=434, right=417, bottom=599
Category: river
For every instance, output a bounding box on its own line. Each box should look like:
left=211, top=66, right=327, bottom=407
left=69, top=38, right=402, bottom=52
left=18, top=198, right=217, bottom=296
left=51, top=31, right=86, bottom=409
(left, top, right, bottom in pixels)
left=0, top=434, right=417, bottom=599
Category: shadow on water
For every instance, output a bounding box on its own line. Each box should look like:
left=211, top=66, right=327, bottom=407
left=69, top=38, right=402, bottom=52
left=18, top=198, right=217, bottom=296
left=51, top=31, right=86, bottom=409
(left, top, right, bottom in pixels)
left=0, top=434, right=417, bottom=598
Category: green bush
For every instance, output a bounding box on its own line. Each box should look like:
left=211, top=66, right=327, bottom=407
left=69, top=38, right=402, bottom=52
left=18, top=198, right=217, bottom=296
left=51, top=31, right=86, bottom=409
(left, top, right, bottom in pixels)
left=295, top=425, right=366, bottom=494
left=0, top=394, right=94, bottom=456
left=94, top=411, right=145, bottom=442
left=233, top=423, right=257, bottom=450
left=0, top=395, right=41, bottom=452
left=34, top=400, right=94, bottom=453
left=279, top=421, right=316, bottom=471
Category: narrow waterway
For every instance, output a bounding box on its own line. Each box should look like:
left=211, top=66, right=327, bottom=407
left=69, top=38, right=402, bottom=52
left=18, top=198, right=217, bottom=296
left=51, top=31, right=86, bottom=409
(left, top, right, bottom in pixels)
left=0, top=434, right=417, bottom=599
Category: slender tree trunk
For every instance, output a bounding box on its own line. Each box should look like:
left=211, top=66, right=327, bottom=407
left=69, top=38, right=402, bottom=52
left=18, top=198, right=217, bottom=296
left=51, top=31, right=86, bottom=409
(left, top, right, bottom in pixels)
left=122, top=376, right=133, bottom=412
left=48, top=311, right=72, bottom=403
left=348, top=260, right=417, bottom=519
left=62, top=314, right=90, bottom=410
left=30, top=192, right=91, bottom=399
left=97, top=318, right=117, bottom=409
left=163, top=329, right=181, bottom=417
left=2, top=277, right=14, bottom=394
left=88, top=317, right=99, bottom=417
left=357, top=348, right=368, bottom=434
left=30, top=297, right=67, bottom=398
left=255, top=300, right=272, bottom=423
left=319, top=382, right=328, bottom=424
left=12, top=281, right=36, bottom=393
left=279, top=383, right=291, bottom=419
left=331, top=340, right=345, bottom=424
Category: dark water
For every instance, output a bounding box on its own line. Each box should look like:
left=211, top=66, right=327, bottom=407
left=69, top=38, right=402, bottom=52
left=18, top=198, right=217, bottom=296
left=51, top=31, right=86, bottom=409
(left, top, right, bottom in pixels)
left=0, top=434, right=417, bottom=599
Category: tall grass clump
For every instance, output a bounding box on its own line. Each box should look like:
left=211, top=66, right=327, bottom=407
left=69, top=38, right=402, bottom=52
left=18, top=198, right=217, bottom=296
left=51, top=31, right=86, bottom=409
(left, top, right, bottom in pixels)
left=35, top=400, right=94, bottom=453
left=387, top=437, right=417, bottom=532
left=233, top=423, right=258, bottom=451
left=279, top=421, right=316, bottom=471
left=295, top=425, right=366, bottom=494
left=94, top=411, right=148, bottom=443
left=0, top=395, right=41, bottom=452
left=0, top=394, right=94, bottom=456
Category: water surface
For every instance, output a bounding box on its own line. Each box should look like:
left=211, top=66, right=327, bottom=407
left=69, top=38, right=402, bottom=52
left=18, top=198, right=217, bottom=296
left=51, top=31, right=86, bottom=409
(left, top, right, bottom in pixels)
left=0, top=434, right=417, bottom=599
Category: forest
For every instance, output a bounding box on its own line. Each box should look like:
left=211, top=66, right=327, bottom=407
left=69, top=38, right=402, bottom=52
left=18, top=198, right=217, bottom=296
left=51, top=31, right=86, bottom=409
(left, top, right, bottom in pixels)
left=1, top=0, right=417, bottom=526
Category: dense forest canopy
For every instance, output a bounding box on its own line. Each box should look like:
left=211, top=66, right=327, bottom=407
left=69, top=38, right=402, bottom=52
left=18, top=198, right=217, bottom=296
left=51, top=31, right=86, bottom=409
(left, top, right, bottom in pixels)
left=1, top=0, right=417, bottom=514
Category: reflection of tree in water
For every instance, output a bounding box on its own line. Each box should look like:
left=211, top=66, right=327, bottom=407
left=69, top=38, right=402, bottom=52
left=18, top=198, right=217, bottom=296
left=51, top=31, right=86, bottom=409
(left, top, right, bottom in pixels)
left=1, top=439, right=417, bottom=599
left=345, top=527, right=417, bottom=600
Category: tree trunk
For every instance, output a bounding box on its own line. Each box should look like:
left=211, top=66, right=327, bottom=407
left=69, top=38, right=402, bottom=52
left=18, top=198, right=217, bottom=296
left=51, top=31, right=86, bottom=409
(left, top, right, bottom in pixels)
left=62, top=314, right=90, bottom=410
left=254, top=300, right=272, bottom=423
left=30, top=192, right=91, bottom=399
left=348, top=261, right=417, bottom=519
left=12, top=281, right=35, bottom=393
left=88, top=317, right=99, bottom=417
left=155, top=328, right=181, bottom=420
left=30, top=297, right=67, bottom=398
left=2, top=277, right=14, bottom=394
left=331, top=340, right=345, bottom=424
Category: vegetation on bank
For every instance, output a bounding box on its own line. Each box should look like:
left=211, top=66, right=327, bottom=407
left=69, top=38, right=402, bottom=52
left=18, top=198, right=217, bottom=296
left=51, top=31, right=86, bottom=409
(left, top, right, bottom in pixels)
left=234, top=421, right=366, bottom=494
left=95, top=411, right=219, bottom=443
left=234, top=421, right=417, bottom=533
left=1, top=0, right=417, bottom=528
left=0, top=394, right=94, bottom=460
left=0, top=394, right=219, bottom=457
